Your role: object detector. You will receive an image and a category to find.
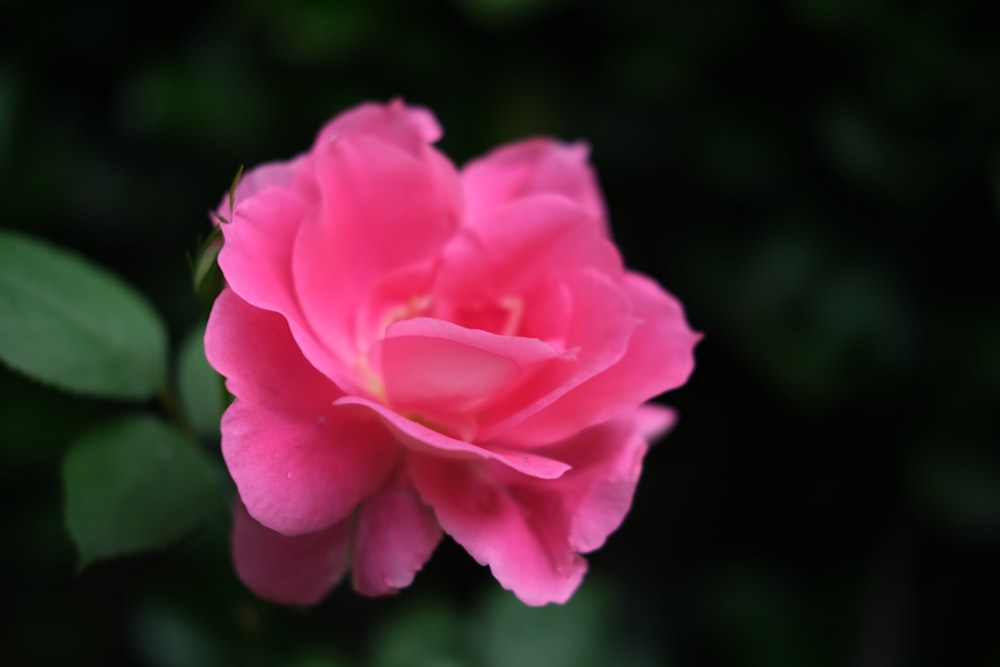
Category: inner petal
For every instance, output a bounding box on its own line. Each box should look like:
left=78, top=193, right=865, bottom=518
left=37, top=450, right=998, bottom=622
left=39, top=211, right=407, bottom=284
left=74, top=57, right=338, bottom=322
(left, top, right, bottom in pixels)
left=355, top=264, right=435, bottom=352
left=368, top=317, right=564, bottom=440
left=444, top=296, right=524, bottom=338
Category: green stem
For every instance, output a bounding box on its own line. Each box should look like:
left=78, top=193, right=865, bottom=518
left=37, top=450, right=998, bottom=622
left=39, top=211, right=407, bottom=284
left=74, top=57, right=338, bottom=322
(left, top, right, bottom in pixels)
left=159, top=386, right=192, bottom=437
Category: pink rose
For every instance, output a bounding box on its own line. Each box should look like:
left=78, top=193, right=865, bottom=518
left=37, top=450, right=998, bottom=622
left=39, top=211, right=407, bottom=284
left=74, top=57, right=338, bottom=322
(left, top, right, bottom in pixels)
left=205, top=100, right=699, bottom=606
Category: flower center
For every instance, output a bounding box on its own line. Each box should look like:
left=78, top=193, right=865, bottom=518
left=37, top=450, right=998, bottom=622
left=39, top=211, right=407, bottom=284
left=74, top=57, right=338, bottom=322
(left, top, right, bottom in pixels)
left=353, top=290, right=527, bottom=436
left=448, top=296, right=524, bottom=338
left=377, top=293, right=432, bottom=338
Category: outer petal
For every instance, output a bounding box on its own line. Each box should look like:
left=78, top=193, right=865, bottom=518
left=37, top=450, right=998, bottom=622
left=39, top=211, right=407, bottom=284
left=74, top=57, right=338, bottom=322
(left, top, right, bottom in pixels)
left=214, top=155, right=320, bottom=225
left=206, top=288, right=334, bottom=409
left=217, top=187, right=309, bottom=319
left=310, top=135, right=460, bottom=279
left=409, top=417, right=649, bottom=607
left=231, top=155, right=317, bottom=207
left=315, top=98, right=442, bottom=154
left=219, top=100, right=458, bottom=392
left=503, top=273, right=700, bottom=444
left=408, top=455, right=585, bottom=606
left=537, top=418, right=651, bottom=554
left=352, top=474, right=443, bottom=596
left=216, top=186, right=359, bottom=391
left=461, top=139, right=607, bottom=231
left=206, top=289, right=399, bottom=535
left=628, top=403, right=678, bottom=442
left=232, top=500, right=352, bottom=606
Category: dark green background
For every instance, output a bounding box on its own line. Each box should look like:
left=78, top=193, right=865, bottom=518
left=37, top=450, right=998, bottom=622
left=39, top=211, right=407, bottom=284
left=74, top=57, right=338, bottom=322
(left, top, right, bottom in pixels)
left=2, top=0, right=999, bottom=665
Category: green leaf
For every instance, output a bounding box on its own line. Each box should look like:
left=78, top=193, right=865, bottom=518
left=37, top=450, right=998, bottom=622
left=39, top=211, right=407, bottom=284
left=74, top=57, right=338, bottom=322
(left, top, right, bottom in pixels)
left=0, top=231, right=168, bottom=400
left=63, top=415, right=221, bottom=567
left=177, top=321, right=224, bottom=439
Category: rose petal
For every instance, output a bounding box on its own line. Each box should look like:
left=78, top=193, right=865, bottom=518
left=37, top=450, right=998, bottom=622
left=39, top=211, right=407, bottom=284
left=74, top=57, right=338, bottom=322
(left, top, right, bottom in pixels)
left=435, top=195, right=620, bottom=308
left=232, top=499, right=352, bottom=606
left=222, top=400, right=400, bottom=536
left=514, top=270, right=574, bottom=346
left=216, top=187, right=358, bottom=391
left=409, top=417, right=648, bottom=606
left=431, top=199, right=639, bottom=442
left=205, top=288, right=339, bottom=410
left=476, top=269, right=638, bottom=443
left=292, top=134, right=461, bottom=368
left=628, top=403, right=678, bottom=442
left=353, top=263, right=437, bottom=353
left=314, top=135, right=460, bottom=276
left=534, top=418, right=650, bottom=553
left=335, top=396, right=571, bottom=480
left=408, top=454, right=585, bottom=606
left=461, top=138, right=607, bottom=231
left=213, top=155, right=321, bottom=227
left=218, top=187, right=309, bottom=318
left=616, top=273, right=701, bottom=394
left=231, top=155, right=318, bottom=208
left=352, top=475, right=442, bottom=596
left=315, top=98, right=442, bottom=154
left=505, top=273, right=700, bottom=443
left=207, top=289, right=399, bottom=535
left=371, top=317, right=568, bottom=436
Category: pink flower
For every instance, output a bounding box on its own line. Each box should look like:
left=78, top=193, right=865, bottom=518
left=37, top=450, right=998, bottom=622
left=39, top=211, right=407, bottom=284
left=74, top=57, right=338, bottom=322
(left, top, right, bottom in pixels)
left=205, top=100, right=699, bottom=606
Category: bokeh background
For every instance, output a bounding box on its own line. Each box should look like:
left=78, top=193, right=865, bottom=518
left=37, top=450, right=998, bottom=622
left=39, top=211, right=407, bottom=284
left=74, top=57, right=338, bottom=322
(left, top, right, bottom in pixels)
left=2, top=0, right=999, bottom=665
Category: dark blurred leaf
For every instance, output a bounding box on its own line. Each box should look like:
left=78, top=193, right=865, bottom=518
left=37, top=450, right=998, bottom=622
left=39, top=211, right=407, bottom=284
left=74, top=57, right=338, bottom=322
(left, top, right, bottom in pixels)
left=787, top=0, right=888, bottom=26
left=0, top=65, right=16, bottom=179
left=63, top=415, right=221, bottom=567
left=369, top=597, right=466, bottom=667
left=685, top=224, right=912, bottom=409
left=177, top=320, right=224, bottom=439
left=455, top=0, right=566, bottom=25
left=703, top=569, right=819, bottom=667
left=908, top=442, right=1000, bottom=539
left=472, top=583, right=618, bottom=667
left=817, top=102, right=925, bottom=199
left=249, top=0, right=376, bottom=64
left=286, top=652, right=354, bottom=667
left=989, top=147, right=1000, bottom=217
left=0, top=365, right=108, bottom=471
left=130, top=602, right=234, bottom=667
left=117, top=54, right=268, bottom=149
left=0, top=231, right=167, bottom=400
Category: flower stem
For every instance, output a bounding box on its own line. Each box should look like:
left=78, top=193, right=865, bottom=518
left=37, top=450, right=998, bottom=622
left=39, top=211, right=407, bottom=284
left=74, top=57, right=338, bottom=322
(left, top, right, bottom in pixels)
left=159, top=385, right=192, bottom=437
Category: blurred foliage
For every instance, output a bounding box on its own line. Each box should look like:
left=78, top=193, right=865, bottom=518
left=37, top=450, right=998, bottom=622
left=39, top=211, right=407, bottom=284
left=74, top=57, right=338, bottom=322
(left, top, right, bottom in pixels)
left=2, top=0, right=999, bottom=665
left=177, top=320, right=226, bottom=439
left=0, top=231, right=168, bottom=400
left=63, top=415, right=223, bottom=567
